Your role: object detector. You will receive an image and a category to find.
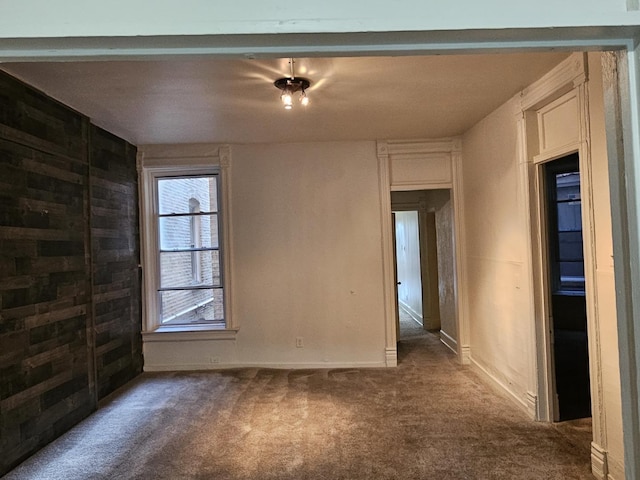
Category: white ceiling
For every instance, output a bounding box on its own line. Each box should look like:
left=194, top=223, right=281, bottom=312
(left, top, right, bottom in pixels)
left=1, top=52, right=569, bottom=145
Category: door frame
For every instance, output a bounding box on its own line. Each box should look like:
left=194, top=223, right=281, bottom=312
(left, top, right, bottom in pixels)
left=532, top=142, right=603, bottom=425
left=537, top=151, right=589, bottom=423
left=519, top=55, right=608, bottom=475
left=377, top=139, right=468, bottom=366
left=392, top=212, right=400, bottom=341
left=602, top=49, right=640, bottom=480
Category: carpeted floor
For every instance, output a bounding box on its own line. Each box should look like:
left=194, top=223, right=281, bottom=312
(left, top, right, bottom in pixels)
left=399, top=309, right=427, bottom=339
left=3, top=324, right=593, bottom=480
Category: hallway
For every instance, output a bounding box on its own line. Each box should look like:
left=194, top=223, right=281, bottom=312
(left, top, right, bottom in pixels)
left=4, top=331, right=593, bottom=480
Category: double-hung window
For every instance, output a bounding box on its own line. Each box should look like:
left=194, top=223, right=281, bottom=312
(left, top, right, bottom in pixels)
left=139, top=147, right=233, bottom=336
left=157, top=175, right=223, bottom=326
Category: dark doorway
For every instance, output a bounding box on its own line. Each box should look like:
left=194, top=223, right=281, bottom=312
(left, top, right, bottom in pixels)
left=545, top=153, right=591, bottom=421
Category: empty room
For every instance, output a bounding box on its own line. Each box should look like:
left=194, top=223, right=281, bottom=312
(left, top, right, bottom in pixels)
left=2, top=3, right=640, bottom=480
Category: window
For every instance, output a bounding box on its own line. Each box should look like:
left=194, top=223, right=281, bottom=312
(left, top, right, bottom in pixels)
left=546, top=153, right=585, bottom=293
left=157, top=176, right=223, bottom=326
left=139, top=146, right=233, bottom=335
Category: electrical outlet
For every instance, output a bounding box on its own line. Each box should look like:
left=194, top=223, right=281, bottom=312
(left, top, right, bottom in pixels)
left=296, top=337, right=304, bottom=348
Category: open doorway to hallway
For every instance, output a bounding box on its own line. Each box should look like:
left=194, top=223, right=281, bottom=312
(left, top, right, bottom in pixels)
left=391, top=189, right=457, bottom=349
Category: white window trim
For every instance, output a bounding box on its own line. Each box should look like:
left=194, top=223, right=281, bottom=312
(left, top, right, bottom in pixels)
left=137, top=145, right=236, bottom=339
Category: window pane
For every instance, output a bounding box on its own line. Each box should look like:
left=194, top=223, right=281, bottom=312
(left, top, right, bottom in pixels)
left=159, top=214, right=219, bottom=250
left=160, top=251, right=221, bottom=288
left=555, top=172, right=580, bottom=201
left=160, top=288, right=224, bottom=324
left=556, top=201, right=582, bottom=232
left=558, top=231, right=583, bottom=262
left=158, top=176, right=218, bottom=215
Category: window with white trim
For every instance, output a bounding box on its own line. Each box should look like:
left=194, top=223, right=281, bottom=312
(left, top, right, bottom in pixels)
left=139, top=150, right=232, bottom=335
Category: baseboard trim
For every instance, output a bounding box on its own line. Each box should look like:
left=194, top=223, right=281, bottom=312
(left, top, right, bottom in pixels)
left=470, top=356, right=533, bottom=418
left=385, top=347, right=398, bottom=367
left=590, top=442, right=608, bottom=479
left=593, top=443, right=624, bottom=480
left=460, top=344, right=471, bottom=365
left=144, top=360, right=388, bottom=372
left=440, top=330, right=458, bottom=354
left=399, top=301, right=423, bottom=326
left=525, top=391, right=537, bottom=414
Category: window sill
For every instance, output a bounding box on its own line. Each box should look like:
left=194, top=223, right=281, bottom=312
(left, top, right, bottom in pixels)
left=142, top=326, right=238, bottom=342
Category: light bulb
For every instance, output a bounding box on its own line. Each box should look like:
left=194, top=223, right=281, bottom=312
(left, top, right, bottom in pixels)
left=300, top=92, right=310, bottom=106
left=281, top=91, right=293, bottom=108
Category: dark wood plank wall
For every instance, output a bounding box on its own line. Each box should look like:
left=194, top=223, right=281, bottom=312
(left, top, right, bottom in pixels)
left=90, top=125, right=142, bottom=399
left=0, top=71, right=142, bottom=475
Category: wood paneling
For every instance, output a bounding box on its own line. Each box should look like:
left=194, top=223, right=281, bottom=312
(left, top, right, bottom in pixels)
left=90, top=125, right=142, bottom=399
left=0, top=137, right=93, bottom=474
left=0, top=71, right=85, bottom=158
left=0, top=71, right=141, bottom=475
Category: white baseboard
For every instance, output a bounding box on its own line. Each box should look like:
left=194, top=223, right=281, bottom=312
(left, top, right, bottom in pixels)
left=385, top=347, right=398, bottom=367
left=591, top=442, right=608, bottom=479
left=399, top=301, right=423, bottom=325
left=470, top=356, right=534, bottom=418
left=144, top=360, right=388, bottom=372
left=440, top=330, right=458, bottom=353
left=525, top=391, right=537, bottom=414
left=460, top=344, right=471, bottom=364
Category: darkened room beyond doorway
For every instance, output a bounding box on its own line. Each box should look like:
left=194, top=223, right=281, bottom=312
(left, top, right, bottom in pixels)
left=545, top=153, right=591, bottom=422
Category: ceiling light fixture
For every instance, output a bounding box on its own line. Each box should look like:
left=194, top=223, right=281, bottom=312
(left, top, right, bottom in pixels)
left=274, top=59, right=311, bottom=110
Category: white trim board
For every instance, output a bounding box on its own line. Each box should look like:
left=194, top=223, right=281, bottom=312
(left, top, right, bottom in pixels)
left=0, top=29, right=636, bottom=62
left=440, top=330, right=458, bottom=354
left=470, top=356, right=535, bottom=419
left=399, top=301, right=423, bottom=325
left=143, top=360, right=388, bottom=372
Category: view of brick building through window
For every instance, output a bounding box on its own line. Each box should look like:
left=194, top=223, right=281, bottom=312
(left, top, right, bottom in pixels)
left=157, top=175, right=224, bottom=325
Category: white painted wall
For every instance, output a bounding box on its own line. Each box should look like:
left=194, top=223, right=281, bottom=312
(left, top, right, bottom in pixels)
left=394, top=211, right=423, bottom=323
left=0, top=1, right=635, bottom=39
left=231, top=141, right=386, bottom=366
left=461, top=53, right=625, bottom=476
left=143, top=140, right=388, bottom=369
left=461, top=95, right=534, bottom=407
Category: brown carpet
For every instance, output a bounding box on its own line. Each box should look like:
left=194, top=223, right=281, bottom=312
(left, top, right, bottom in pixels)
left=2, top=331, right=593, bottom=480
left=399, top=309, right=426, bottom=339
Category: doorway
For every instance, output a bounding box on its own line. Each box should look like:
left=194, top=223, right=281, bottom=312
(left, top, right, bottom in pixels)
left=393, top=209, right=428, bottom=338
left=544, top=153, right=591, bottom=421
left=391, top=189, right=457, bottom=349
